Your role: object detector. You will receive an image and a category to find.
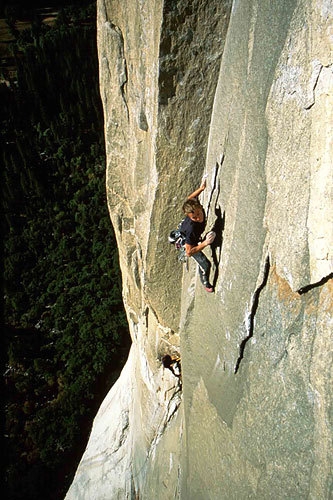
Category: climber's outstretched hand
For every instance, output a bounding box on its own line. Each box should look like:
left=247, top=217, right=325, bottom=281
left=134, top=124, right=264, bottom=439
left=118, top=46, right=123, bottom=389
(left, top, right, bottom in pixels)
left=187, top=175, right=207, bottom=200
left=205, top=231, right=216, bottom=245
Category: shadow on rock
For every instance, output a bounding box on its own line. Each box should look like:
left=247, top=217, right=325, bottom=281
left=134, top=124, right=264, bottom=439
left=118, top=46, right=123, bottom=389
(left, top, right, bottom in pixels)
left=211, top=205, right=225, bottom=287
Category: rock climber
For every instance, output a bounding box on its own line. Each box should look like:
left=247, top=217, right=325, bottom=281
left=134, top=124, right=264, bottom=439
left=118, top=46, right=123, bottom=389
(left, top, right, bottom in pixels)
left=180, top=178, right=216, bottom=292
left=162, top=354, right=181, bottom=378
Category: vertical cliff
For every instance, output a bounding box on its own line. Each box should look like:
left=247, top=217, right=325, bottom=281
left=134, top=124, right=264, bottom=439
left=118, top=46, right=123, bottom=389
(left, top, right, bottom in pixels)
left=66, top=0, right=332, bottom=498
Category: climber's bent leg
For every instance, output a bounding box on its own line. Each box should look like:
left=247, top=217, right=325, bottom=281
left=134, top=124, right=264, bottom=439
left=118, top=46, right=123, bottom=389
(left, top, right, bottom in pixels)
left=192, top=251, right=211, bottom=286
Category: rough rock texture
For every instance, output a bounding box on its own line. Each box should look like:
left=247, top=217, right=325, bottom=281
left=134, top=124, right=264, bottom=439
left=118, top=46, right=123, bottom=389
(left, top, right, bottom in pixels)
left=66, top=0, right=332, bottom=498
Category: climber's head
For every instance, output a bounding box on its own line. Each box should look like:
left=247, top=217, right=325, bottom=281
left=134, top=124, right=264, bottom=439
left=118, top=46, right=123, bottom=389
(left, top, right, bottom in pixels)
left=182, top=198, right=204, bottom=223
left=161, top=355, right=172, bottom=368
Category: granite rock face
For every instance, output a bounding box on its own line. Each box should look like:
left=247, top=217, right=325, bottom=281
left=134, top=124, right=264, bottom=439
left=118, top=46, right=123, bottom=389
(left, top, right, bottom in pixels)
left=66, top=0, right=332, bottom=498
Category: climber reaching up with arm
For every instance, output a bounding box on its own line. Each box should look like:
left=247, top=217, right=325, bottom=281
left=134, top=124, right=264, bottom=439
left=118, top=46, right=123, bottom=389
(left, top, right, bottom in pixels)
left=187, top=177, right=207, bottom=200
left=179, top=177, right=216, bottom=292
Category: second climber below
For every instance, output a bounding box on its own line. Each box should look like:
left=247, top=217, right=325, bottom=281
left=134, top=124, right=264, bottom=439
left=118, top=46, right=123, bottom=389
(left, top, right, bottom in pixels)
left=179, top=177, right=216, bottom=293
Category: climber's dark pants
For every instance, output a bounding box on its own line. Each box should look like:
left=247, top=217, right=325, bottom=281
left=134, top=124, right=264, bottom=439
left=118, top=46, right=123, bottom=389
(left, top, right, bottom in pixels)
left=192, top=251, right=211, bottom=285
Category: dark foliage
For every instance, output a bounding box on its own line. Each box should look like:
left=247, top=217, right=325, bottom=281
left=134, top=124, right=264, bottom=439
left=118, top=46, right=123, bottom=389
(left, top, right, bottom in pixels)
left=1, top=3, right=130, bottom=499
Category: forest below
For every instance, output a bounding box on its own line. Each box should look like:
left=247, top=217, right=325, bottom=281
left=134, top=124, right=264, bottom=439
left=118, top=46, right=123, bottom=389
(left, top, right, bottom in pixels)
left=1, top=2, right=130, bottom=499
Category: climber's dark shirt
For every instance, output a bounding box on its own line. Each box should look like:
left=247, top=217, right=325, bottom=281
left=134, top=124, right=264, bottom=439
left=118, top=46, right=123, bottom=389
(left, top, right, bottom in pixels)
left=180, top=215, right=206, bottom=246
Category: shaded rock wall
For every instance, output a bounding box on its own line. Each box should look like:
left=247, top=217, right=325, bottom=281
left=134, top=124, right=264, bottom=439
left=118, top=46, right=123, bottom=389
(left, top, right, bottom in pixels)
left=66, top=0, right=332, bottom=498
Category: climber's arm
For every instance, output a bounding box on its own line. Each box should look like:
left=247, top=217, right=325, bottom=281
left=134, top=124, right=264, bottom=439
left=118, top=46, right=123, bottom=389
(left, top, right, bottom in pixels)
left=185, top=230, right=215, bottom=257
left=187, top=178, right=206, bottom=200
left=185, top=240, right=209, bottom=257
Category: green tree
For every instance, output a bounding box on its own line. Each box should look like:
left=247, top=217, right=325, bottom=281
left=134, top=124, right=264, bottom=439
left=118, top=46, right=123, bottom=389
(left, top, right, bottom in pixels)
left=2, top=3, right=130, bottom=499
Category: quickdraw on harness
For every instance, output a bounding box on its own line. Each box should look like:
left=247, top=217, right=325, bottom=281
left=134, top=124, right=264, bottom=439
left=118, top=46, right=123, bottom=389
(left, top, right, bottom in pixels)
left=168, top=221, right=187, bottom=264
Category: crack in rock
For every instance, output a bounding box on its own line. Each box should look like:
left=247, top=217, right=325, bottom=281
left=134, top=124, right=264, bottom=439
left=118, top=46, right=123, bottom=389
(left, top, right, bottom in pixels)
left=304, top=62, right=323, bottom=110
left=234, top=255, right=271, bottom=374
left=206, top=154, right=224, bottom=218
left=146, top=389, right=182, bottom=464
left=298, top=273, right=333, bottom=295
left=106, top=21, right=129, bottom=120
